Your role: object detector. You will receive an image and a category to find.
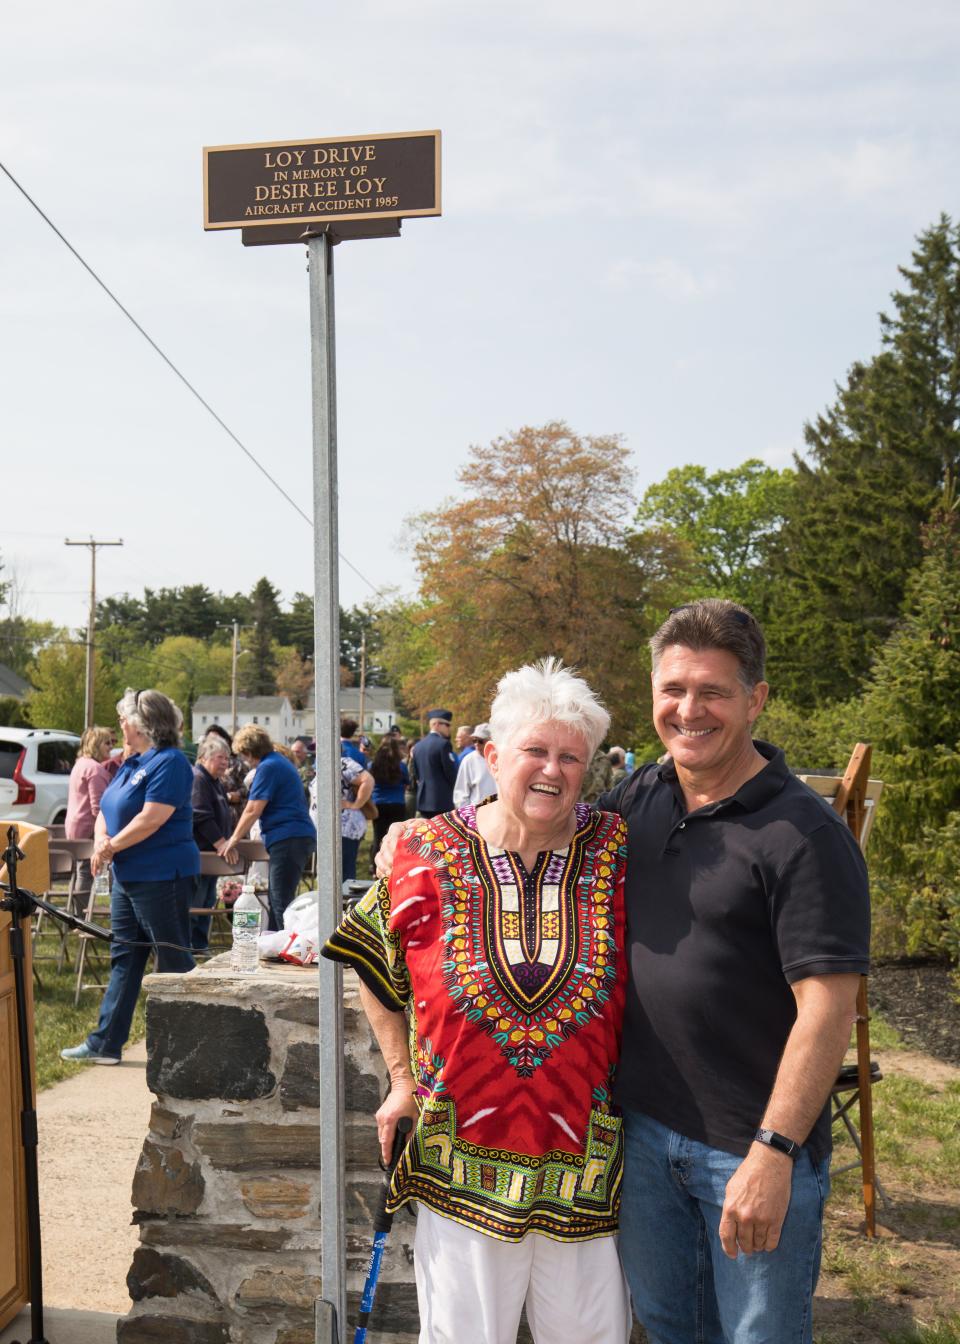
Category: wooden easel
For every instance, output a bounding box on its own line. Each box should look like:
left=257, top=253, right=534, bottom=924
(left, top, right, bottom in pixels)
left=798, top=744, right=884, bottom=1236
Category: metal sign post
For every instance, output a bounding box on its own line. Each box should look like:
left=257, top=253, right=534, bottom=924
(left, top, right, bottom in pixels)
left=309, top=228, right=347, bottom=1341
left=204, top=130, right=441, bottom=1344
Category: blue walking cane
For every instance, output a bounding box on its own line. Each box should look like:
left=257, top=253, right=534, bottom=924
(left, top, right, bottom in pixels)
left=353, top=1115, right=413, bottom=1344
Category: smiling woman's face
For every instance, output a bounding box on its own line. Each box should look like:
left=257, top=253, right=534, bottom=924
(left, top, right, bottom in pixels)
left=486, top=722, right=590, bottom=831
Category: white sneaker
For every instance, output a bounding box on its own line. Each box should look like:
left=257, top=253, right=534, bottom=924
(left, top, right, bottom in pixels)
left=60, top=1042, right=121, bottom=1065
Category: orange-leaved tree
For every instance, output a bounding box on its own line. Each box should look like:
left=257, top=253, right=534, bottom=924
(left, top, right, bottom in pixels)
left=388, top=421, right=694, bottom=744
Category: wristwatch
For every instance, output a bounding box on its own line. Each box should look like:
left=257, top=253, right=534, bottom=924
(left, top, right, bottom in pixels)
left=754, top=1127, right=801, bottom=1160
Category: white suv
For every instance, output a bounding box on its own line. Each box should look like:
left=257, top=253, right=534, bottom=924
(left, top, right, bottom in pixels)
left=0, top=728, right=81, bottom=828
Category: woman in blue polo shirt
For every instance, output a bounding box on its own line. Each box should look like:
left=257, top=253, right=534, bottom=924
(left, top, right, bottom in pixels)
left=225, top=725, right=316, bottom=930
left=60, top=688, right=198, bottom=1065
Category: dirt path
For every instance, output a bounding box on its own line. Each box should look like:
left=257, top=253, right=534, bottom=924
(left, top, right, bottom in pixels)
left=38, top=1041, right=151, bottom=1314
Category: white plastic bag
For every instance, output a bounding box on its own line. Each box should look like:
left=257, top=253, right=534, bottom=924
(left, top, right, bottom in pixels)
left=257, top=888, right=320, bottom=964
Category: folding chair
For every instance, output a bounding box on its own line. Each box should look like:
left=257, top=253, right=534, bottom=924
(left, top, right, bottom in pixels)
left=189, top=851, right=245, bottom=952
left=798, top=743, right=887, bottom=1236
left=73, top=868, right=115, bottom=1006
left=30, top=844, right=76, bottom=975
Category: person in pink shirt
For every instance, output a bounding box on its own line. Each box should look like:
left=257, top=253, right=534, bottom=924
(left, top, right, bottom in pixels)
left=66, top=727, right=114, bottom=849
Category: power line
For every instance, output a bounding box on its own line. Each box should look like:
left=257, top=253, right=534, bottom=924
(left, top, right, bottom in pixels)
left=0, top=159, right=392, bottom=603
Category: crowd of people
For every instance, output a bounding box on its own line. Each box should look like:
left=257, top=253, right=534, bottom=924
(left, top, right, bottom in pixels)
left=54, top=598, right=871, bottom=1343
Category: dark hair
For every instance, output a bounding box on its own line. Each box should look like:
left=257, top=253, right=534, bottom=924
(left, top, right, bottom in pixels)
left=205, top=723, right=233, bottom=747
left=649, top=599, right=766, bottom=689
left=370, top=736, right=403, bottom=787
left=340, top=716, right=358, bottom=739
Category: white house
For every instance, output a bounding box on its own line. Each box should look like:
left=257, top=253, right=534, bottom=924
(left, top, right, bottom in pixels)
left=191, top=695, right=303, bottom=744
left=299, top=686, right=397, bottom=740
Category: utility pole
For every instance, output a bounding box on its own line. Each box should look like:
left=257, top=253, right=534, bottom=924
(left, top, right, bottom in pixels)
left=231, top=621, right=240, bottom=734
left=358, top=630, right=366, bottom=737
left=64, top=536, right=123, bottom=729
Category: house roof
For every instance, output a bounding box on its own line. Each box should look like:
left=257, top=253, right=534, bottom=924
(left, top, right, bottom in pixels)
left=192, top=695, right=292, bottom=715
left=0, top=663, right=31, bottom=699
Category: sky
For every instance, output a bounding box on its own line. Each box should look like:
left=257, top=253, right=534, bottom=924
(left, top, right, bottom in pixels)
left=2, top=0, right=959, bottom=636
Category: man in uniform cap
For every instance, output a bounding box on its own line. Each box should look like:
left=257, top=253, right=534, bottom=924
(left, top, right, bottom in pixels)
left=410, top=710, right=459, bottom=818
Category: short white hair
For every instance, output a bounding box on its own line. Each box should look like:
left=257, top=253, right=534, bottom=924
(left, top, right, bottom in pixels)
left=197, top=734, right=231, bottom=763
left=488, top=658, right=610, bottom=756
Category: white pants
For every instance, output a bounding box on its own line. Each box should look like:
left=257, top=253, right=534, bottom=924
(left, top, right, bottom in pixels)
left=413, top=1204, right=632, bottom=1344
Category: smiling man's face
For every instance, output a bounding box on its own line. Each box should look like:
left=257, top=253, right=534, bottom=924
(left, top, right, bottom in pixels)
left=652, top=644, right=767, bottom=779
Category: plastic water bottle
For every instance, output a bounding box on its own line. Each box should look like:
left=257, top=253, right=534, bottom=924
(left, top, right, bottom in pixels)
left=91, top=864, right=112, bottom=900
left=231, top=881, right=262, bottom=974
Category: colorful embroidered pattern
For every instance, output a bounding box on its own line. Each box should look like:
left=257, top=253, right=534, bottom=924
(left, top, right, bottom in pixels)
left=322, top=806, right=628, bottom=1243
left=439, top=804, right=619, bottom=1077
left=392, top=1086, right=623, bottom=1241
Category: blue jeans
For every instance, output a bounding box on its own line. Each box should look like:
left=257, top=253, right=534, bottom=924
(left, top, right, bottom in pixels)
left=267, top=834, right=315, bottom=930
left=86, top=874, right=195, bottom=1058
left=190, top=873, right=219, bottom=950
left=341, top=835, right=360, bottom=882
left=619, top=1110, right=830, bottom=1344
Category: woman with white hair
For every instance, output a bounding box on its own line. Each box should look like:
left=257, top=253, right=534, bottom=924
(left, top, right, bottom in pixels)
left=61, top=688, right=198, bottom=1065
left=190, top=733, right=238, bottom=952
left=322, top=659, right=631, bottom=1344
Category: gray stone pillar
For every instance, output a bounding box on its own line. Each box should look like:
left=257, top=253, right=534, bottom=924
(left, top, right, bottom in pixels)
left=118, top=960, right=419, bottom=1344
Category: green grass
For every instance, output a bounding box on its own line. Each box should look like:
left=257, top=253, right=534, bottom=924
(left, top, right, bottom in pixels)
left=831, top=1072, right=960, bottom=1190
left=882, top=1319, right=960, bottom=1343
left=869, top=1013, right=906, bottom=1051
left=820, top=1012, right=960, bottom=1343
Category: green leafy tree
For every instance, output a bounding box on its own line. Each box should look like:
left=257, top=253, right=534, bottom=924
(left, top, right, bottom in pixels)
left=767, top=215, right=960, bottom=704
left=634, top=459, right=795, bottom=611
left=117, top=635, right=233, bottom=721
left=0, top=615, right=57, bottom=679
left=0, top=553, right=56, bottom=677
left=25, top=641, right=121, bottom=734
left=0, top=695, right=31, bottom=726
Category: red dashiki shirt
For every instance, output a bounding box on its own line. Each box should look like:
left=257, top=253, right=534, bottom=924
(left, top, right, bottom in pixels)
left=322, top=803, right=628, bottom=1242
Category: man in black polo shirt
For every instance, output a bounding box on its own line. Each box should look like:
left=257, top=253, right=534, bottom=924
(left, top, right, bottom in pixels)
left=599, top=599, right=869, bottom=1344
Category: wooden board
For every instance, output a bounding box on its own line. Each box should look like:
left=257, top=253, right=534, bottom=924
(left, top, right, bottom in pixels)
left=0, top=822, right=45, bottom=1328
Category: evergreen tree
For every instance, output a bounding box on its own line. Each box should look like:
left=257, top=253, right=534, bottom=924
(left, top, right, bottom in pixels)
left=854, top=500, right=960, bottom=956
left=340, top=606, right=385, bottom=686
left=279, top=592, right=315, bottom=660
left=244, top=578, right=282, bottom=695
left=767, top=215, right=960, bottom=705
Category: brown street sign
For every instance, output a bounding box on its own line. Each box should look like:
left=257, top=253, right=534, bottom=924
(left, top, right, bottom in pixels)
left=204, top=129, right=441, bottom=230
